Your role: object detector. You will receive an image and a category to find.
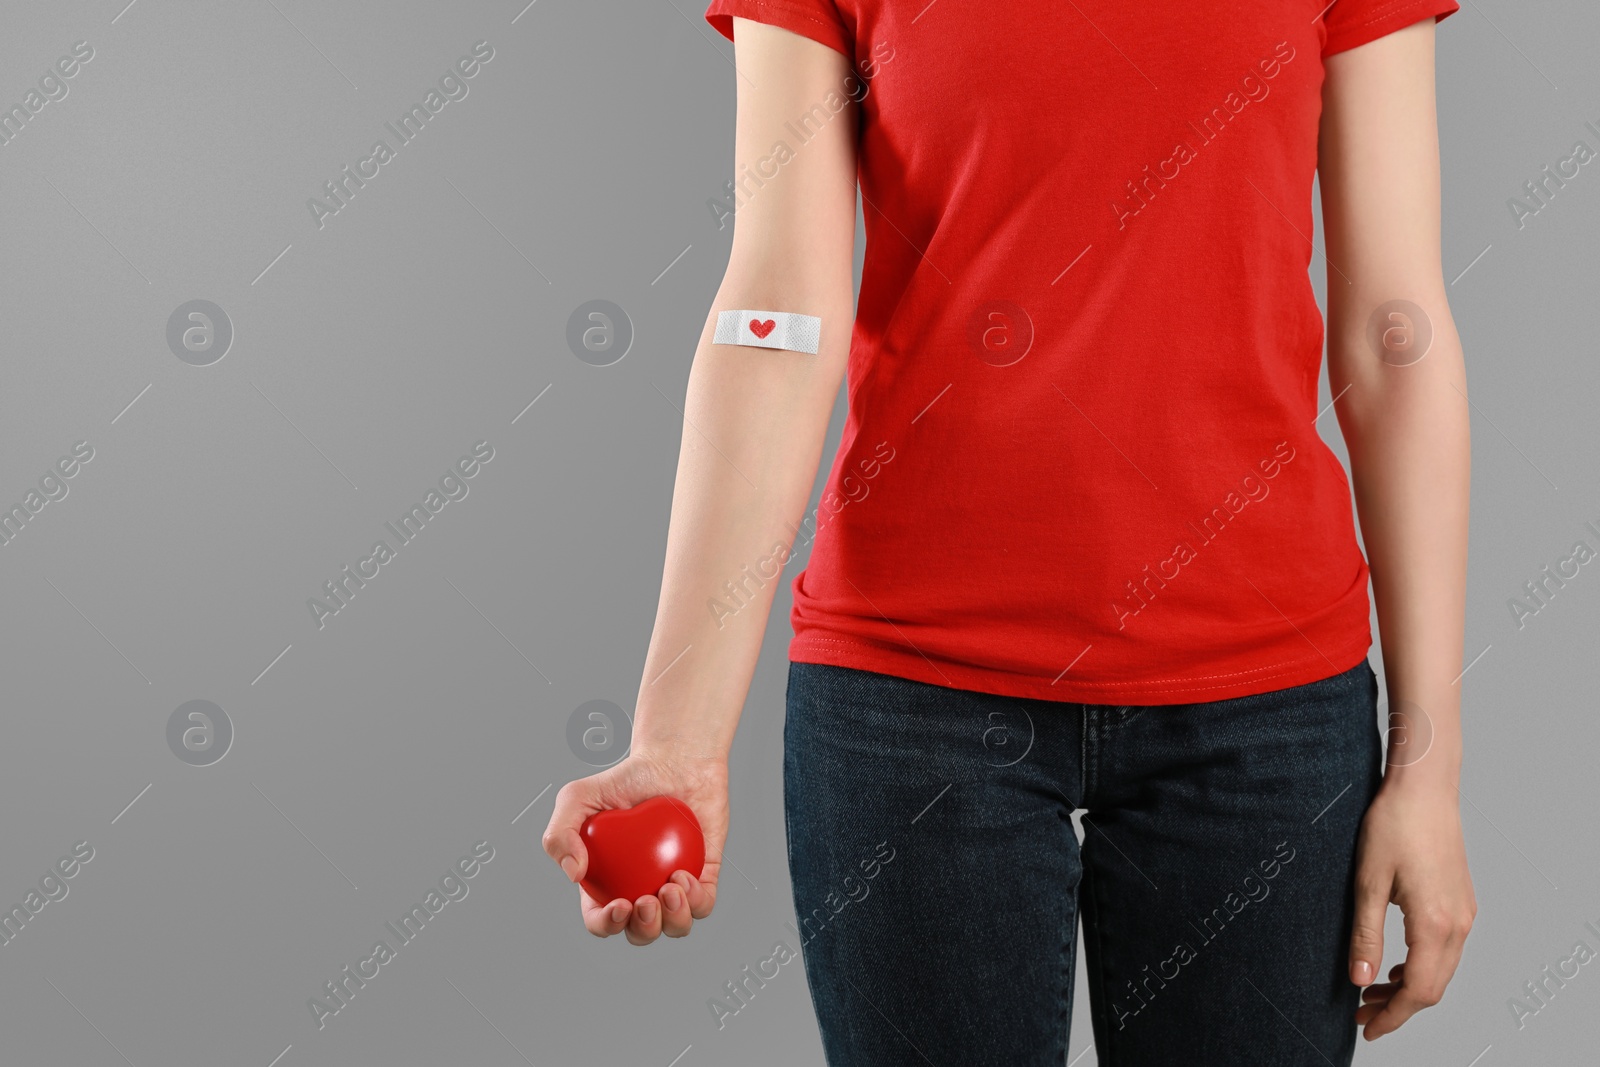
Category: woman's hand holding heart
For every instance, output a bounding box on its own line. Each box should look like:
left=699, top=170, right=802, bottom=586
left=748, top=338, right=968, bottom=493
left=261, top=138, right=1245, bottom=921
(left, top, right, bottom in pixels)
left=542, top=752, right=727, bottom=945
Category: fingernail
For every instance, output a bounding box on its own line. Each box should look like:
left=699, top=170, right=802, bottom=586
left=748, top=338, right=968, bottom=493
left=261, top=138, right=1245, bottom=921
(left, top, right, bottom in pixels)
left=638, top=899, right=658, bottom=923
left=1354, top=961, right=1373, bottom=984
left=610, top=903, right=628, bottom=923
left=662, top=885, right=683, bottom=910
left=559, top=857, right=578, bottom=882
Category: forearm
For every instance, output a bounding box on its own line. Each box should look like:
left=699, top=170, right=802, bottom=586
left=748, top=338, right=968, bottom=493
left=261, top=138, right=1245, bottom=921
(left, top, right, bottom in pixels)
left=630, top=290, right=851, bottom=762
left=1332, top=293, right=1469, bottom=791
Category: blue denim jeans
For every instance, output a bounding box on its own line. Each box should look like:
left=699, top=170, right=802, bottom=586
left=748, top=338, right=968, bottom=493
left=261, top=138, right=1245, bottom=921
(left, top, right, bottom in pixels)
left=783, top=659, right=1382, bottom=1066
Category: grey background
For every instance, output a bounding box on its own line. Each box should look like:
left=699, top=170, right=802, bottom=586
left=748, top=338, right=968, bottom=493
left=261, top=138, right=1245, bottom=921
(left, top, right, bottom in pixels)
left=0, top=1, right=1595, bottom=1064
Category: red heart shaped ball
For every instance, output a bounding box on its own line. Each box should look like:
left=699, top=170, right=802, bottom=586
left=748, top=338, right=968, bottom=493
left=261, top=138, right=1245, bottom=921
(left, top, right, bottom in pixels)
left=578, top=796, right=706, bottom=904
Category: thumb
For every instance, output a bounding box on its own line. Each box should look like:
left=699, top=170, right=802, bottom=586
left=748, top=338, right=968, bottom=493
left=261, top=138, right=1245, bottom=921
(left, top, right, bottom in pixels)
left=542, top=780, right=598, bottom=884
left=1349, top=868, right=1391, bottom=986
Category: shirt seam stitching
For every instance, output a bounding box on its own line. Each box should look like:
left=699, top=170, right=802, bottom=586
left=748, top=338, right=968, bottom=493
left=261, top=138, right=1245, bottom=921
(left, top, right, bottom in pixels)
left=790, top=635, right=1366, bottom=693
left=715, top=0, right=846, bottom=39
left=1325, top=0, right=1450, bottom=44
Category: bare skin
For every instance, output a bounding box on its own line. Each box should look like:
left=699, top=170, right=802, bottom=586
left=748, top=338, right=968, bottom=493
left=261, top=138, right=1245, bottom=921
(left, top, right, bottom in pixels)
left=1321, top=18, right=1476, bottom=1042
left=542, top=17, right=857, bottom=945
left=544, top=13, right=1476, bottom=1042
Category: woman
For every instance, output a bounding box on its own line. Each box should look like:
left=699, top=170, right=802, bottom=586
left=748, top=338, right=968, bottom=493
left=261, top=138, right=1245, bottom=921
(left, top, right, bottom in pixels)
left=543, top=1, right=1475, bottom=1062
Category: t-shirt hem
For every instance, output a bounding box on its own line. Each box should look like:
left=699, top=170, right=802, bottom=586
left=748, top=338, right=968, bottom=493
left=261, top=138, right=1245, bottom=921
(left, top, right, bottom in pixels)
left=705, top=0, right=853, bottom=60
left=788, top=633, right=1373, bottom=706
left=1322, top=0, right=1460, bottom=58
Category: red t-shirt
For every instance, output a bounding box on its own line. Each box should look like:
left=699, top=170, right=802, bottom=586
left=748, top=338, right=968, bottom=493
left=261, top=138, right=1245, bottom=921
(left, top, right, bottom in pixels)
left=705, top=0, right=1459, bottom=704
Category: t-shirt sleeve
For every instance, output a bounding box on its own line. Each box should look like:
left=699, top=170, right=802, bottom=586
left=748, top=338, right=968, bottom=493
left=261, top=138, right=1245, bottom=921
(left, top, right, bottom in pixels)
left=705, top=0, right=853, bottom=61
left=1322, top=0, right=1460, bottom=58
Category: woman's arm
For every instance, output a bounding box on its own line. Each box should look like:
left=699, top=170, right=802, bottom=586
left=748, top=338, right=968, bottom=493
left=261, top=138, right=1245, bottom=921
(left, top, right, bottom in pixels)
left=542, top=17, right=858, bottom=945
left=1319, top=18, right=1476, bottom=1041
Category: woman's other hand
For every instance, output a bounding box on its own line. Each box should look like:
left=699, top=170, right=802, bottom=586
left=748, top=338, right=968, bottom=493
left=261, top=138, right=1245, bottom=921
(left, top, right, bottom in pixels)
left=1349, top=782, right=1476, bottom=1039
